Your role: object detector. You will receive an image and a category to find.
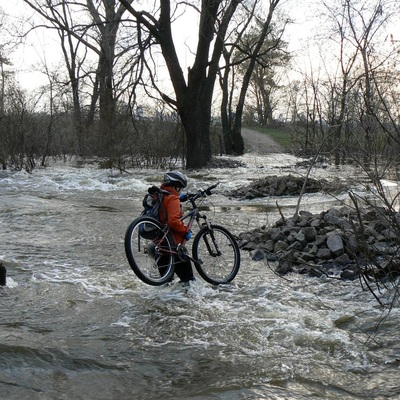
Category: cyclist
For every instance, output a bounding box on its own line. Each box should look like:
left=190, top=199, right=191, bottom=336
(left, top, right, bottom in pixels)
left=157, top=171, right=195, bottom=283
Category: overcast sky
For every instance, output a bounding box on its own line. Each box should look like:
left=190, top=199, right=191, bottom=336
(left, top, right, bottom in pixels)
left=1, top=0, right=329, bottom=91
left=9, top=0, right=400, bottom=93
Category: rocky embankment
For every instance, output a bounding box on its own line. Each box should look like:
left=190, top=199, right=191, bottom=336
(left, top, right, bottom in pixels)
left=229, top=175, right=400, bottom=281
left=225, top=174, right=345, bottom=199
left=238, top=206, right=400, bottom=280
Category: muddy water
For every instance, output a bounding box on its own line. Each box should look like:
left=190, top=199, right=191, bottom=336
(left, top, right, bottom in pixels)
left=0, top=155, right=399, bottom=399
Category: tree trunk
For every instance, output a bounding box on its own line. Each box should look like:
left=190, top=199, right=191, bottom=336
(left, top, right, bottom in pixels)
left=231, top=113, right=245, bottom=154
left=157, top=0, right=224, bottom=169
left=220, top=64, right=234, bottom=154
left=179, top=70, right=213, bottom=168
left=86, top=0, right=129, bottom=160
left=263, top=89, right=273, bottom=125
left=181, top=103, right=212, bottom=169
left=221, top=113, right=234, bottom=155
left=98, top=51, right=116, bottom=154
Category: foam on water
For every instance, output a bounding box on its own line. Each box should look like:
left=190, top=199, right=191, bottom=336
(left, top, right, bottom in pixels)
left=0, top=153, right=372, bottom=198
left=0, top=165, right=152, bottom=194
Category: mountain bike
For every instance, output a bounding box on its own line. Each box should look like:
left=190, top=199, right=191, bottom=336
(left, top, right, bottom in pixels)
left=124, top=183, right=241, bottom=286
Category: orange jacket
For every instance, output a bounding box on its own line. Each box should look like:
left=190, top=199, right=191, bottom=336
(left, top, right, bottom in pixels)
left=158, top=184, right=188, bottom=244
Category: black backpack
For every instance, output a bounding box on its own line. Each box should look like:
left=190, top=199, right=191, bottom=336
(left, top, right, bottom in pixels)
left=139, top=186, right=168, bottom=239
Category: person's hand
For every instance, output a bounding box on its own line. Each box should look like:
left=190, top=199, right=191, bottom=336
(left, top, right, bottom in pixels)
left=184, top=231, right=192, bottom=241
left=179, top=193, right=188, bottom=201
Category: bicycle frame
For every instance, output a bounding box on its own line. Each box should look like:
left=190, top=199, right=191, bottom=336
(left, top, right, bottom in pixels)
left=154, top=184, right=219, bottom=259
left=180, top=208, right=207, bottom=244
left=180, top=188, right=223, bottom=259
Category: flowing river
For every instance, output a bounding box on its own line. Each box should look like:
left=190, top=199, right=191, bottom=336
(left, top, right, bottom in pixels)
left=0, top=154, right=399, bottom=400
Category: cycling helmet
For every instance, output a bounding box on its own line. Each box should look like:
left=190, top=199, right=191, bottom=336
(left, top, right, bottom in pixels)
left=164, top=171, right=187, bottom=188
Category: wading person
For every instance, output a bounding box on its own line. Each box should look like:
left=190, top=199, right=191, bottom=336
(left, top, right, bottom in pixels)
left=156, top=171, right=195, bottom=283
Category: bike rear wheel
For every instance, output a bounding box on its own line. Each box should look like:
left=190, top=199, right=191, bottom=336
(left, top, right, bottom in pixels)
left=124, top=216, right=175, bottom=286
left=192, top=224, right=241, bottom=285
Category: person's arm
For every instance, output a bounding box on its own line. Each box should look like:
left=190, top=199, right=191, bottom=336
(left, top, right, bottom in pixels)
left=165, top=194, right=188, bottom=234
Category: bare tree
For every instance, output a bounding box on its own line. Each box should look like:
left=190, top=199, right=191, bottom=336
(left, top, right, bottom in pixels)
left=119, top=0, right=286, bottom=164
left=235, top=21, right=290, bottom=127
left=229, top=0, right=285, bottom=155
left=287, top=0, right=400, bottom=160
left=22, top=0, right=133, bottom=157
left=119, top=0, right=248, bottom=168
left=289, top=0, right=400, bottom=304
left=217, top=2, right=256, bottom=155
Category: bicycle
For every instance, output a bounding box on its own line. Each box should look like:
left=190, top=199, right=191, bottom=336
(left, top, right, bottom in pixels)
left=124, top=183, right=241, bottom=286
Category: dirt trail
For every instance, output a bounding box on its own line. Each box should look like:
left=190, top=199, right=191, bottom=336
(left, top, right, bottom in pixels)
left=241, top=127, right=284, bottom=154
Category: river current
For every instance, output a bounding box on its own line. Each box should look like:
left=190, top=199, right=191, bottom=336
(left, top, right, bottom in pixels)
left=0, top=153, right=399, bottom=400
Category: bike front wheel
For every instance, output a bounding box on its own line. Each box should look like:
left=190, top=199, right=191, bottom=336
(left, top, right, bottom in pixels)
left=192, top=224, right=241, bottom=285
left=124, top=216, right=175, bottom=286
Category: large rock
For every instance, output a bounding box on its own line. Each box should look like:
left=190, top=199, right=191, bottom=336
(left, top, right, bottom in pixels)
left=303, top=226, right=318, bottom=241
left=238, top=205, right=400, bottom=281
left=326, top=233, right=345, bottom=257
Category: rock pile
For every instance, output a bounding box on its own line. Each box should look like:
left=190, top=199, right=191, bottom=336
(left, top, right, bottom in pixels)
left=205, top=158, right=246, bottom=169
left=226, top=175, right=345, bottom=199
left=238, top=206, right=400, bottom=280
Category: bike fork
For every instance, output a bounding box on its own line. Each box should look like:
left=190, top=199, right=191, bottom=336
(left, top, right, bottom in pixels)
left=202, top=228, right=221, bottom=257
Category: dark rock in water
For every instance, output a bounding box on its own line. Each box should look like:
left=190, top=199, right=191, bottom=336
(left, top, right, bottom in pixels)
left=340, top=268, right=359, bottom=281
left=335, top=253, right=351, bottom=266
left=245, top=191, right=256, bottom=200
left=264, top=251, right=279, bottom=262
left=0, top=262, right=6, bottom=286
left=310, top=267, right=326, bottom=278
left=276, top=260, right=293, bottom=275
left=250, top=249, right=265, bottom=261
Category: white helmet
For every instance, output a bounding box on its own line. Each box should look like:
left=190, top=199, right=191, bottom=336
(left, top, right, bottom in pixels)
left=164, top=171, right=187, bottom=188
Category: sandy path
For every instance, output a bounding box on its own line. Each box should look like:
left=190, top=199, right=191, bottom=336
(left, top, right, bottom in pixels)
left=241, top=127, right=284, bottom=154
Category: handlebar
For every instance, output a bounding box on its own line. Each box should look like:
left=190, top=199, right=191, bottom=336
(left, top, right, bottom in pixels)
left=185, top=182, right=220, bottom=204
left=205, top=182, right=219, bottom=196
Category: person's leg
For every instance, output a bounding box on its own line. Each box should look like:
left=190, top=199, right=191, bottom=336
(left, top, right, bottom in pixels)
left=174, top=259, right=195, bottom=282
